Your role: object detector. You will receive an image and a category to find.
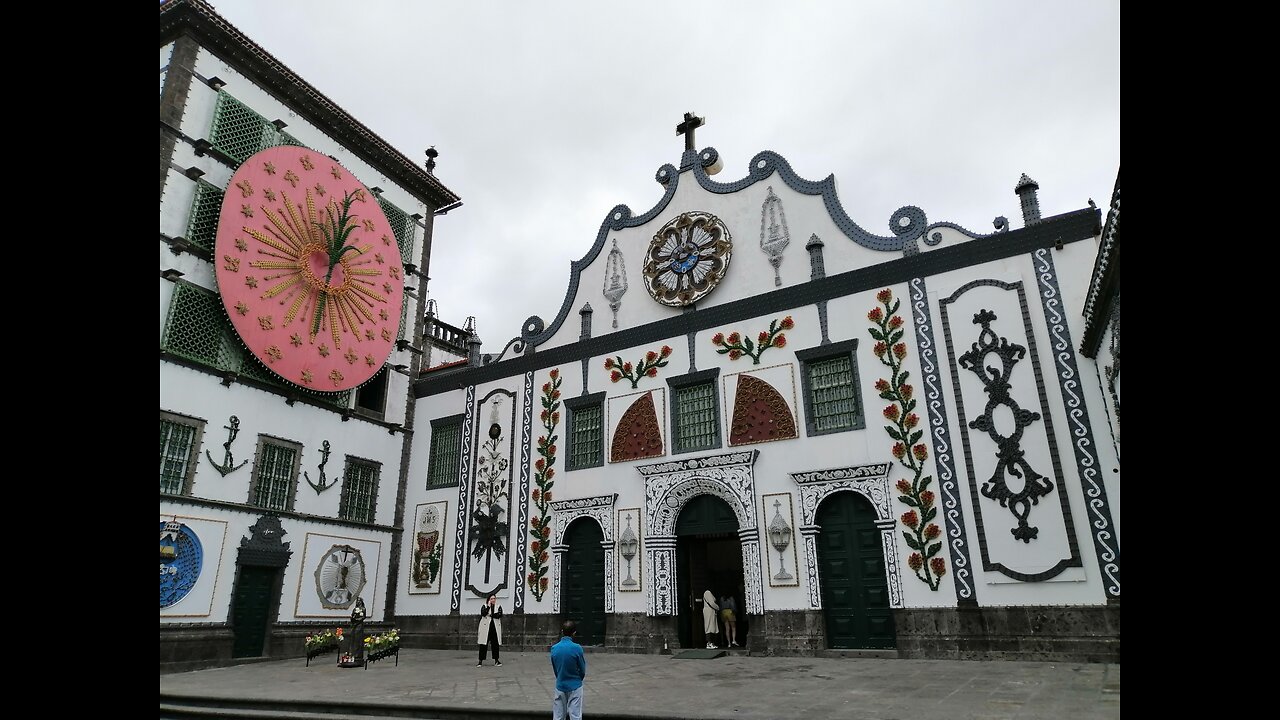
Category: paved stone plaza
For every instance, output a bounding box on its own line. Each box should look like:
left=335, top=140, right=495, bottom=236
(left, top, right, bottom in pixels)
left=160, top=649, right=1120, bottom=719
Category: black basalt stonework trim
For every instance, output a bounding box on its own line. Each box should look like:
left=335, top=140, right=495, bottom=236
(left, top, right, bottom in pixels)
left=908, top=277, right=975, bottom=604
left=1033, top=249, right=1119, bottom=599
left=162, top=494, right=399, bottom=533
left=417, top=209, right=1100, bottom=399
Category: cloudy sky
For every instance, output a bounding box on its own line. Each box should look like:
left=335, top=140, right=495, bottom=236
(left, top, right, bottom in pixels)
left=205, top=0, right=1120, bottom=351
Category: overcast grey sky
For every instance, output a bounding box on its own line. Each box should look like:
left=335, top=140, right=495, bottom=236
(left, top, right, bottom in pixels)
left=206, top=0, right=1120, bottom=352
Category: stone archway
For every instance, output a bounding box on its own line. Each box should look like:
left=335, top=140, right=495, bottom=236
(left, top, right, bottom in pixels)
left=550, top=494, right=616, bottom=613
left=637, top=451, right=764, bottom=617
left=791, top=463, right=903, bottom=610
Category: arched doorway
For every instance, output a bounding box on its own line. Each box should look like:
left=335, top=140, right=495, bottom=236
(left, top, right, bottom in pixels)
left=561, top=518, right=606, bottom=645
left=816, top=492, right=895, bottom=649
left=676, top=495, right=744, bottom=648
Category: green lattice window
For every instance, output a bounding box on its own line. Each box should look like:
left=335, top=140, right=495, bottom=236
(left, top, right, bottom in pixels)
left=161, top=282, right=243, bottom=369
left=798, top=339, right=865, bottom=436
left=674, top=382, right=719, bottom=452
left=339, top=457, right=380, bottom=523
left=210, top=91, right=305, bottom=166
left=162, top=283, right=352, bottom=409
left=185, top=180, right=224, bottom=253
left=566, top=400, right=603, bottom=470
left=376, top=195, right=417, bottom=265
left=249, top=437, right=300, bottom=511
left=160, top=412, right=203, bottom=495
left=426, top=416, right=463, bottom=488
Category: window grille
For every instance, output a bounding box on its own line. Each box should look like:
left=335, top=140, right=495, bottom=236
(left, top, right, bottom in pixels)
left=160, top=418, right=197, bottom=494
left=251, top=440, right=298, bottom=511
left=376, top=195, right=417, bottom=265
left=675, top=383, right=718, bottom=452
left=339, top=458, right=379, bottom=523
left=808, top=355, right=858, bottom=432
left=210, top=91, right=305, bottom=165
left=426, top=418, right=462, bottom=488
left=185, top=180, right=224, bottom=253
left=568, top=404, right=603, bottom=470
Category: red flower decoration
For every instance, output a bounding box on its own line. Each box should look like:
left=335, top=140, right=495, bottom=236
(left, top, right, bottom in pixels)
left=548, top=368, right=559, bottom=379
left=873, top=342, right=887, bottom=357
left=912, top=444, right=928, bottom=462
left=661, top=345, right=673, bottom=357
left=712, top=332, right=725, bottom=345
left=924, top=524, right=941, bottom=540
left=907, top=552, right=923, bottom=571
left=892, top=442, right=906, bottom=459
left=780, top=316, right=795, bottom=330
left=893, top=343, right=908, bottom=359
left=646, top=350, right=658, bottom=363
left=758, top=331, right=770, bottom=344
left=930, top=558, right=946, bottom=577
left=888, top=316, right=904, bottom=329
left=904, top=413, right=919, bottom=429
left=647, top=366, right=658, bottom=377
left=877, top=289, right=893, bottom=304
left=868, top=307, right=884, bottom=322
left=901, top=510, right=919, bottom=528
left=896, top=479, right=912, bottom=494
left=773, top=334, right=786, bottom=348
left=604, top=357, right=614, bottom=369
left=919, top=490, right=934, bottom=507
left=884, top=405, right=900, bottom=421
left=611, top=370, right=622, bottom=383
left=875, top=379, right=891, bottom=392
left=900, top=384, right=913, bottom=401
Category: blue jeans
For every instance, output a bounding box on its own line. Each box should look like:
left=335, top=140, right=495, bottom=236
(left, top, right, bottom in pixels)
left=552, top=686, right=583, bottom=720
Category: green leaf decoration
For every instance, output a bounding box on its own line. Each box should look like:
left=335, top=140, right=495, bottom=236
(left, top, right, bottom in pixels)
left=903, top=532, right=921, bottom=551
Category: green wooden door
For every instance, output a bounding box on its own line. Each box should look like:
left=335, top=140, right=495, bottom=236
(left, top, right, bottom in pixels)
left=231, top=565, right=277, bottom=658
left=562, top=519, right=606, bottom=645
left=816, top=493, right=895, bottom=649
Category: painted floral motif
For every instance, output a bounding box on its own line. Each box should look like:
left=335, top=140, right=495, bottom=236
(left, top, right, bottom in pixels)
left=605, top=346, right=672, bottom=388
left=712, top=316, right=793, bottom=364
left=868, top=288, right=945, bottom=590
left=470, top=403, right=511, bottom=583
left=527, top=369, right=561, bottom=601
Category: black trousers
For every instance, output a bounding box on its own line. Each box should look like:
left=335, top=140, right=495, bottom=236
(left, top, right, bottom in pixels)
left=478, top=624, right=500, bottom=663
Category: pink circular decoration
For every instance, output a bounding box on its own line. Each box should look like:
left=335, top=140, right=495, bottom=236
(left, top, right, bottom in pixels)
left=214, top=146, right=405, bottom=392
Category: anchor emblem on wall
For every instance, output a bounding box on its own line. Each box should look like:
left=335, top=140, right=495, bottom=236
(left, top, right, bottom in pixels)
left=205, top=415, right=249, bottom=477
left=304, top=440, right=335, bottom=493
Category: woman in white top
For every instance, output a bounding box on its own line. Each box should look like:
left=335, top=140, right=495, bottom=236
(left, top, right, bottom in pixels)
left=701, top=589, right=720, bottom=649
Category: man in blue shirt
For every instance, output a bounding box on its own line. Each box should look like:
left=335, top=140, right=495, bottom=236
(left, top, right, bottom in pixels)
left=550, top=620, right=587, bottom=720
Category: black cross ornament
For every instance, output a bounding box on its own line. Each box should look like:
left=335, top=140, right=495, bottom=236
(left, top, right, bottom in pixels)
left=676, top=112, right=705, bottom=152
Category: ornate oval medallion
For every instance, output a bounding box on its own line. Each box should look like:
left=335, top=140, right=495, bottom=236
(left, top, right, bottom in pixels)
left=643, top=211, right=732, bottom=306
left=214, top=146, right=405, bottom=392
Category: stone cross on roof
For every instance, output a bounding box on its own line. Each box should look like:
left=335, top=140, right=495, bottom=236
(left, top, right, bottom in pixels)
left=676, top=112, right=705, bottom=152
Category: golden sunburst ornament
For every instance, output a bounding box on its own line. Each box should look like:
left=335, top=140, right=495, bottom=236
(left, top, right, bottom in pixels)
left=214, top=146, right=405, bottom=392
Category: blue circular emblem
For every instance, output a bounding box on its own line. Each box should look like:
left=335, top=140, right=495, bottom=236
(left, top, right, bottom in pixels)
left=160, top=521, right=204, bottom=609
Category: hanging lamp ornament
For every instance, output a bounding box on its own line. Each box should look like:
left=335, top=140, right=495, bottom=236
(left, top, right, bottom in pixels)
left=768, top=499, right=793, bottom=581
left=603, top=238, right=628, bottom=328
left=759, top=186, right=790, bottom=287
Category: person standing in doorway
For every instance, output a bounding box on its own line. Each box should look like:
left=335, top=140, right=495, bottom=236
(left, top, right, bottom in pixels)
left=551, top=620, right=587, bottom=720
left=476, top=594, right=503, bottom=667
left=720, top=593, right=739, bottom=647
left=701, top=588, right=720, bottom=648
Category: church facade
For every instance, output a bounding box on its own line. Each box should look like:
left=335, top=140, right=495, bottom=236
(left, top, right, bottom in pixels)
left=399, top=137, right=1120, bottom=662
left=160, top=0, right=461, bottom=672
